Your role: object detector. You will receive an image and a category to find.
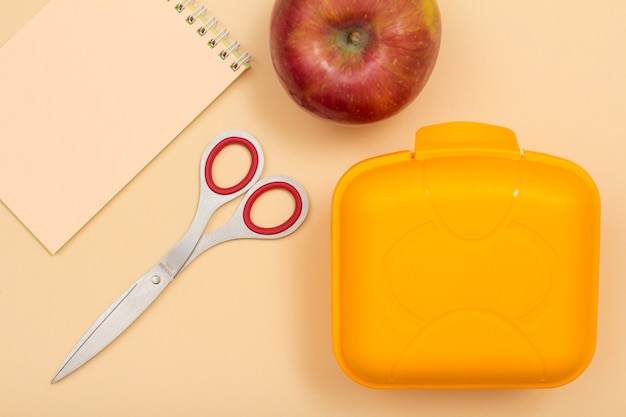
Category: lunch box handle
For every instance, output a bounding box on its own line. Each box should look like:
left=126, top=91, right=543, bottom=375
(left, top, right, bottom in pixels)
left=413, top=122, right=522, bottom=159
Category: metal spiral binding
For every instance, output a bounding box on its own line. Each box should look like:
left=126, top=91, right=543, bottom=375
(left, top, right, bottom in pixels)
left=168, top=0, right=250, bottom=72
left=208, top=28, right=229, bottom=48
left=230, top=52, right=250, bottom=71
left=186, top=5, right=206, bottom=24
left=197, top=16, right=218, bottom=36
left=175, top=0, right=194, bottom=13
left=220, top=41, right=239, bottom=59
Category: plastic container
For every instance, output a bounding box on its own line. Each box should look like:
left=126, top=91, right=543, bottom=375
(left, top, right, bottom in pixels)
left=331, top=122, right=601, bottom=389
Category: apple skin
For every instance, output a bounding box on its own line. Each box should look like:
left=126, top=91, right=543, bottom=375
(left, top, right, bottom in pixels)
left=269, top=0, right=442, bottom=125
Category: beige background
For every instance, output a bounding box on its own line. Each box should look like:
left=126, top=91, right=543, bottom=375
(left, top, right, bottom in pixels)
left=1, top=0, right=625, bottom=416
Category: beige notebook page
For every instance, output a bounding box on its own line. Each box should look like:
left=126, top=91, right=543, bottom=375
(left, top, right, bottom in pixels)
left=0, top=0, right=246, bottom=254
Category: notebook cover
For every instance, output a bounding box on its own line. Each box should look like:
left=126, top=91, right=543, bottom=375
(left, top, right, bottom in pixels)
left=0, top=0, right=247, bottom=253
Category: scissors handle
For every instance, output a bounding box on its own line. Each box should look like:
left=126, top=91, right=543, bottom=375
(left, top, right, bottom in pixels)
left=182, top=176, right=309, bottom=269
left=200, top=130, right=265, bottom=205
left=157, top=131, right=265, bottom=278
left=242, top=179, right=305, bottom=236
left=203, top=133, right=262, bottom=196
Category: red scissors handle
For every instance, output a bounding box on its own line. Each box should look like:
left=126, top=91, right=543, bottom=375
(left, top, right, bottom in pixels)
left=182, top=175, right=309, bottom=268
left=243, top=180, right=305, bottom=236
left=204, top=135, right=261, bottom=195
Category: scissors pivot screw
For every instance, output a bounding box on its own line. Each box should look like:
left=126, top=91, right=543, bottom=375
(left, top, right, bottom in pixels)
left=151, top=275, right=162, bottom=285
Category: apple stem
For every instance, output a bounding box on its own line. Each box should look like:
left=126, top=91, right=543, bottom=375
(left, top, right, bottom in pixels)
left=348, top=31, right=362, bottom=47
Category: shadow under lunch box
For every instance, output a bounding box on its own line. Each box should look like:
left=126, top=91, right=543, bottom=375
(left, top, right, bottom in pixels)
left=331, top=122, right=600, bottom=389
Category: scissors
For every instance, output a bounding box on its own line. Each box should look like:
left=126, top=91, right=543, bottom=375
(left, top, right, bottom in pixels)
left=51, top=130, right=309, bottom=383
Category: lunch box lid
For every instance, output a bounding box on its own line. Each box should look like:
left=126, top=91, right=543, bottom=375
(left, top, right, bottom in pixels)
left=331, top=122, right=601, bottom=389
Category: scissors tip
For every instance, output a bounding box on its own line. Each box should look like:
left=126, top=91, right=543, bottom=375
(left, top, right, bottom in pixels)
left=50, top=365, right=72, bottom=384
left=50, top=373, right=62, bottom=384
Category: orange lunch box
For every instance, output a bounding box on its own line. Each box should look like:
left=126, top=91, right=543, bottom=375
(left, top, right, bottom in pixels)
left=331, top=122, right=601, bottom=389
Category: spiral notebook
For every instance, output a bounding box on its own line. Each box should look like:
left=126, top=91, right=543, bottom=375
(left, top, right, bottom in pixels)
left=0, top=0, right=250, bottom=254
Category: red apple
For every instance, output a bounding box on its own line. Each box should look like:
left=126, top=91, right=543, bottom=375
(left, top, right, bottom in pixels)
left=269, top=0, right=442, bottom=125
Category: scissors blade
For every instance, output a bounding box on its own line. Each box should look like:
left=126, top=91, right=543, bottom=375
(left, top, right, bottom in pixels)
left=51, top=267, right=173, bottom=383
